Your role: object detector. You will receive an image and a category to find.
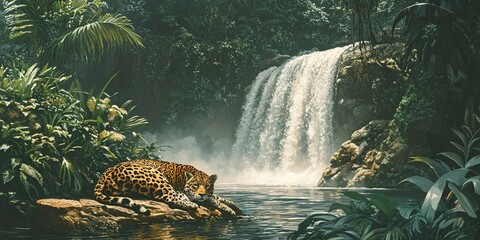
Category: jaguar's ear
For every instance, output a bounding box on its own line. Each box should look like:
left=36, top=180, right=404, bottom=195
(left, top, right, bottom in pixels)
left=209, top=174, right=218, bottom=183
left=184, top=171, right=194, bottom=179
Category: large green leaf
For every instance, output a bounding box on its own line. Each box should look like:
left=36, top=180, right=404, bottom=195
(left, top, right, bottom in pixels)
left=465, top=155, right=480, bottom=169
left=295, top=213, right=337, bottom=233
left=420, top=169, right=470, bottom=222
left=330, top=203, right=353, bottom=215
left=344, top=191, right=369, bottom=202
left=463, top=176, right=480, bottom=195
left=2, top=0, right=33, bottom=39
left=409, top=157, right=449, bottom=177
left=369, top=193, right=398, bottom=220
left=438, top=152, right=464, bottom=168
left=20, top=163, right=43, bottom=186
left=399, top=176, right=434, bottom=192
left=397, top=204, right=419, bottom=219
left=447, top=182, right=478, bottom=218
left=452, top=129, right=467, bottom=147
left=450, top=141, right=465, bottom=156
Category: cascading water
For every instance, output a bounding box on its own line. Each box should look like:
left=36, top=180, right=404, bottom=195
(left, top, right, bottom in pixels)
left=232, top=45, right=351, bottom=185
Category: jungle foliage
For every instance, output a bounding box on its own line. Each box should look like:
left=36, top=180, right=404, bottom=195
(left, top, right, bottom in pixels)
left=290, top=116, right=480, bottom=239
left=0, top=0, right=142, bottom=68
left=0, top=64, right=158, bottom=219
left=0, top=0, right=156, bottom=221
left=103, top=0, right=351, bottom=129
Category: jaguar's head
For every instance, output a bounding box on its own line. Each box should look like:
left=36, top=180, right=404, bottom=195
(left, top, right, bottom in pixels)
left=184, top=171, right=217, bottom=202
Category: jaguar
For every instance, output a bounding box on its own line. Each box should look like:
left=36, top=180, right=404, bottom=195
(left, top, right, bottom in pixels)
left=94, top=159, right=236, bottom=216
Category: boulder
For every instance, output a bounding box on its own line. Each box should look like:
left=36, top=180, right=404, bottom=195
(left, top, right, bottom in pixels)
left=319, top=120, right=409, bottom=187
left=33, top=198, right=243, bottom=231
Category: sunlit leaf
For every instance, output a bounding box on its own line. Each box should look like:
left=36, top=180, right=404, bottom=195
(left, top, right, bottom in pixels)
left=465, top=155, right=480, bottom=169
left=421, top=169, right=469, bottom=222
left=2, top=170, right=15, bottom=184
left=10, top=158, right=21, bottom=169
left=20, top=163, right=43, bottom=186
left=463, top=176, right=480, bottom=195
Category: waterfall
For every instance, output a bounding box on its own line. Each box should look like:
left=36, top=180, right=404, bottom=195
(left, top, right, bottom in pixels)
left=232, top=45, right=351, bottom=185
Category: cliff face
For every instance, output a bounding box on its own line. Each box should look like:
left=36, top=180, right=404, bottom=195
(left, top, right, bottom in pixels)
left=32, top=198, right=242, bottom=231
left=332, top=43, right=406, bottom=148
left=320, top=44, right=410, bottom=187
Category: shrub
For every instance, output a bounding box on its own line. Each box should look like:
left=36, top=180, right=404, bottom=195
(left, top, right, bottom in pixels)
left=0, top=64, right=159, bottom=217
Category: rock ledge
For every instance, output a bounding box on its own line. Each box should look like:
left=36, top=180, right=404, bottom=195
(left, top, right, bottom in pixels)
left=33, top=198, right=242, bottom=231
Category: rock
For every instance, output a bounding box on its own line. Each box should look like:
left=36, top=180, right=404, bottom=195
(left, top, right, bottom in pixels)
left=332, top=43, right=406, bottom=147
left=319, top=120, right=410, bottom=187
left=33, top=198, right=243, bottom=231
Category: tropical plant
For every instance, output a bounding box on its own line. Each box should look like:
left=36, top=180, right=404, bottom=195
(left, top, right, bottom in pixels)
left=392, top=1, right=480, bottom=73
left=289, top=191, right=420, bottom=240
left=1, top=0, right=143, bottom=66
left=391, top=0, right=480, bottom=125
left=401, top=114, right=480, bottom=222
left=290, top=115, right=480, bottom=239
left=0, top=64, right=159, bottom=218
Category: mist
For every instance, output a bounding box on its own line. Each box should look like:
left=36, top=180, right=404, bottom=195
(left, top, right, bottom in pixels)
left=143, top=129, right=327, bottom=186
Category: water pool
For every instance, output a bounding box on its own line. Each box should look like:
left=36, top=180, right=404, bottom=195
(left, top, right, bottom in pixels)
left=0, top=185, right=423, bottom=239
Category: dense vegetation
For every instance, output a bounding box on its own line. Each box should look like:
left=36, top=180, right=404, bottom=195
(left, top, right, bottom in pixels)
left=0, top=0, right=158, bottom=223
left=290, top=118, right=480, bottom=239
left=101, top=0, right=352, bottom=133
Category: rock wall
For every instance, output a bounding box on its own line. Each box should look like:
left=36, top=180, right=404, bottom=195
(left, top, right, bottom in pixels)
left=319, top=43, right=410, bottom=187
left=332, top=43, right=406, bottom=147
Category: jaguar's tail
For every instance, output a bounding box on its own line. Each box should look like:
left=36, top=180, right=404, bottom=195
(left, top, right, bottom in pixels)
left=94, top=175, right=151, bottom=216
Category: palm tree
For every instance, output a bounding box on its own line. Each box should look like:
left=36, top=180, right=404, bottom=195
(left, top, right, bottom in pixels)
left=1, top=0, right=143, bottom=65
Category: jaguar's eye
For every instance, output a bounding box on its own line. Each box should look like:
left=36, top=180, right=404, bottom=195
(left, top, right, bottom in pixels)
left=205, top=184, right=211, bottom=189
left=192, top=182, right=199, bottom=189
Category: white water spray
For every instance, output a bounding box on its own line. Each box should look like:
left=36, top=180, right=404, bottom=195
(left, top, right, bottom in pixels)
left=231, top=45, right=351, bottom=185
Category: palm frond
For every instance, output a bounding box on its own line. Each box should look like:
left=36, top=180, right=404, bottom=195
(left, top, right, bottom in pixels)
left=2, top=0, right=33, bottom=39
left=48, top=13, right=143, bottom=62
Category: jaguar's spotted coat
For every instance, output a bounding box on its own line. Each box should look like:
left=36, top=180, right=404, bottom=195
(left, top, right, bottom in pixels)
left=94, top=159, right=236, bottom=216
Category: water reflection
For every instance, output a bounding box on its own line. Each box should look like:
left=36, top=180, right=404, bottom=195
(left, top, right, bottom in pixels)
left=0, top=185, right=423, bottom=239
